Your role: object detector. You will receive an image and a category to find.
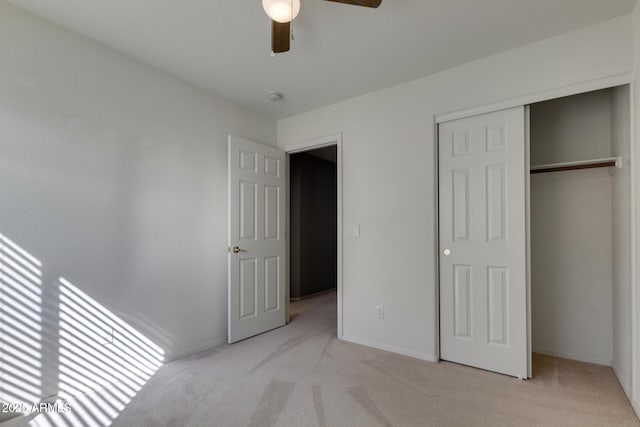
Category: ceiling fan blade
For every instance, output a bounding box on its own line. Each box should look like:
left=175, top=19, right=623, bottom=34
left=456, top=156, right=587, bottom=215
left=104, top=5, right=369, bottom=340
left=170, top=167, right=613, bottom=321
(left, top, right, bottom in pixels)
left=325, top=0, right=382, bottom=7
left=272, top=20, right=290, bottom=53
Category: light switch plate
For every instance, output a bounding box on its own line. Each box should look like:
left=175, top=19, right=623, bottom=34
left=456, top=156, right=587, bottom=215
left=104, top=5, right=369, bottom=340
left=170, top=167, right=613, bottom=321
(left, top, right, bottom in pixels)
left=344, top=224, right=360, bottom=237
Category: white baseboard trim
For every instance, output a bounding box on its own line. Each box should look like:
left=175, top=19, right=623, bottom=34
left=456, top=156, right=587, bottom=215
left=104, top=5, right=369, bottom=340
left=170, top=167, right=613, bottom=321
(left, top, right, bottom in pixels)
left=611, top=365, right=633, bottom=398
left=631, top=399, right=640, bottom=420
left=167, top=337, right=227, bottom=362
left=532, top=347, right=612, bottom=367
left=341, top=335, right=438, bottom=363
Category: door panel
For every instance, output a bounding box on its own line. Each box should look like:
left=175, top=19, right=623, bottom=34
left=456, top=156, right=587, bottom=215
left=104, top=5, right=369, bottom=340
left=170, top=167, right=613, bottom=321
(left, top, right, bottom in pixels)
left=487, top=165, right=507, bottom=241
left=487, top=266, right=509, bottom=345
left=453, top=264, right=472, bottom=339
left=229, top=136, right=286, bottom=343
left=264, top=186, right=280, bottom=240
left=439, top=107, right=527, bottom=378
left=452, top=168, right=471, bottom=242
left=264, top=257, right=279, bottom=312
left=240, top=181, right=257, bottom=240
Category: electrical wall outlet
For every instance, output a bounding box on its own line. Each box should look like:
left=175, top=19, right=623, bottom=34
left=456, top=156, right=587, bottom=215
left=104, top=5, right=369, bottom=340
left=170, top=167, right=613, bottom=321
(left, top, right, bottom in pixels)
left=376, top=305, right=384, bottom=319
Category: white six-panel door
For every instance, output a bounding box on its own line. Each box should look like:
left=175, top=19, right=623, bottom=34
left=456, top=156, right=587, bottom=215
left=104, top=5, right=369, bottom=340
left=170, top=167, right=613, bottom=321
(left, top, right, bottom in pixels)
left=439, top=107, right=527, bottom=378
left=228, top=136, right=286, bottom=343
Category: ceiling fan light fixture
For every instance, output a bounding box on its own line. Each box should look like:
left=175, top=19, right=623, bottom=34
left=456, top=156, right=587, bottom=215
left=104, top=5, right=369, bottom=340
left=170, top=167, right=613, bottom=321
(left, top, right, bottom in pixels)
left=262, top=0, right=300, bottom=23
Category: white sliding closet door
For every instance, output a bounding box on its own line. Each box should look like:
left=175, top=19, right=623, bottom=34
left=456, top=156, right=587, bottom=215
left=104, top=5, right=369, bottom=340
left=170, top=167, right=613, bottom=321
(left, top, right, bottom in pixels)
left=439, top=107, right=527, bottom=378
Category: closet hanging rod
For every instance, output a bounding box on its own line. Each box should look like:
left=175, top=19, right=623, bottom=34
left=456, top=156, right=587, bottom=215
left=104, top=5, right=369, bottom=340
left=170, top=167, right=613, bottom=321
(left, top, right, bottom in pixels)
left=530, top=157, right=622, bottom=174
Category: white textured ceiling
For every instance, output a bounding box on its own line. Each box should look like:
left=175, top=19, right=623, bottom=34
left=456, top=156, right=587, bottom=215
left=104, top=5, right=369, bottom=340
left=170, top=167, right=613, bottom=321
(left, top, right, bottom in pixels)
left=6, top=0, right=637, bottom=119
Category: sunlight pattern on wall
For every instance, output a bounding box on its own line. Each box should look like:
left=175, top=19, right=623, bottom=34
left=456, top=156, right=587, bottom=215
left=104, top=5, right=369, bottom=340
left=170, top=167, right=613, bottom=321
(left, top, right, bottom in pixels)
left=1, top=233, right=165, bottom=426
left=28, top=278, right=165, bottom=426
left=0, top=233, right=43, bottom=406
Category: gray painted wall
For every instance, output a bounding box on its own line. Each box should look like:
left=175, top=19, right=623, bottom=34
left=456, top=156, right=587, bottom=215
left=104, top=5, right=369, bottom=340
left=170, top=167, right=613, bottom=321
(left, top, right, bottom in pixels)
left=278, top=15, right=633, bottom=362
left=290, top=151, right=337, bottom=299
left=0, top=1, right=276, bottom=404
left=530, top=89, right=612, bottom=164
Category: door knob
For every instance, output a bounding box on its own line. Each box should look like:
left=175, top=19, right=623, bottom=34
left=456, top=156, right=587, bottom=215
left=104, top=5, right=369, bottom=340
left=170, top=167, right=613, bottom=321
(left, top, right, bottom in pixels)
left=232, top=246, right=246, bottom=254
left=443, top=249, right=451, bottom=257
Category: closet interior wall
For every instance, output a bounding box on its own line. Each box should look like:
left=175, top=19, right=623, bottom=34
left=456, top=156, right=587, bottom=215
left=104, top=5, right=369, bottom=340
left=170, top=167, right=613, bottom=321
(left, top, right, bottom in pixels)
left=530, top=87, right=631, bottom=384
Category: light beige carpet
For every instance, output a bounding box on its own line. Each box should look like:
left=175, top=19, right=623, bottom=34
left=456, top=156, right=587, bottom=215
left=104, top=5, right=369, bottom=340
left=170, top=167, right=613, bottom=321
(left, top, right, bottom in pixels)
left=6, top=291, right=639, bottom=426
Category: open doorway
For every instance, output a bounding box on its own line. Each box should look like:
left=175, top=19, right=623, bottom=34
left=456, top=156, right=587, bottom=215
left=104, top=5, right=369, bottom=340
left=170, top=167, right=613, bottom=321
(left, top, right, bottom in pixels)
left=288, top=145, right=338, bottom=323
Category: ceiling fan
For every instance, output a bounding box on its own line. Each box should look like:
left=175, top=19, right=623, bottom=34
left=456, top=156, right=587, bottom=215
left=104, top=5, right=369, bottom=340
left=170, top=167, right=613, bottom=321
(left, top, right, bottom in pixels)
left=262, top=0, right=382, bottom=54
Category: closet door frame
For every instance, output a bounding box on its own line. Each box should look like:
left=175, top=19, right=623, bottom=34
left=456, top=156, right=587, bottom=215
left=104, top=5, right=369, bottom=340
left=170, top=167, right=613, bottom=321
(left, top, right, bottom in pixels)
left=525, top=105, right=532, bottom=378
left=434, top=73, right=634, bottom=382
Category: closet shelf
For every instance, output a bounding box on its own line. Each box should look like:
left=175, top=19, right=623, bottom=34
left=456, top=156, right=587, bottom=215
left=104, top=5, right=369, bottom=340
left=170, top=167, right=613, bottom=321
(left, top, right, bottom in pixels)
left=530, top=157, right=622, bottom=174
